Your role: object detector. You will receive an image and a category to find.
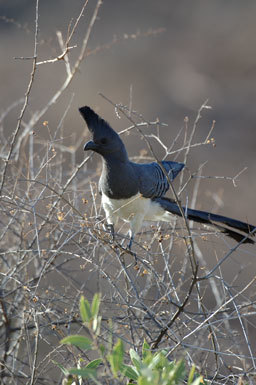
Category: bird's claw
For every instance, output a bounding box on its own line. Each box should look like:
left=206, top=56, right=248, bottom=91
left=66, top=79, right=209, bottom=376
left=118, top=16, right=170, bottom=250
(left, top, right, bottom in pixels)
left=105, top=223, right=115, bottom=242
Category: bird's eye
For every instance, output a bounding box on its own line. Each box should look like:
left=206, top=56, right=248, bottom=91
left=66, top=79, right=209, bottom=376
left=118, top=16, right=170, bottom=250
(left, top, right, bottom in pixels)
left=100, top=138, right=107, bottom=145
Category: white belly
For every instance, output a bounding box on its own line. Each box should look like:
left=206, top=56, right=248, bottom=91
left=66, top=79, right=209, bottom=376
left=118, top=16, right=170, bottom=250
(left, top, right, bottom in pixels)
left=101, top=192, right=174, bottom=231
left=101, top=192, right=147, bottom=222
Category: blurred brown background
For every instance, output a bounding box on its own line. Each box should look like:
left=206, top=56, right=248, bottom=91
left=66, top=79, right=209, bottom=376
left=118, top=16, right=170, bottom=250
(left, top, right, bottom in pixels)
left=0, top=0, right=255, bottom=225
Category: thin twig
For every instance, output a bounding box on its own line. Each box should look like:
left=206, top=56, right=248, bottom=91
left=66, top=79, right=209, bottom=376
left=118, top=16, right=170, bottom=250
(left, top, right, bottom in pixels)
left=28, top=310, right=39, bottom=385
left=0, top=0, right=39, bottom=194
left=13, top=0, right=102, bottom=159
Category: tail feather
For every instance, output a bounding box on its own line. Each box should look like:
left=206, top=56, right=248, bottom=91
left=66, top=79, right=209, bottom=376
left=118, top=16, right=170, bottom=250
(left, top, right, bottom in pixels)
left=155, top=197, right=256, bottom=244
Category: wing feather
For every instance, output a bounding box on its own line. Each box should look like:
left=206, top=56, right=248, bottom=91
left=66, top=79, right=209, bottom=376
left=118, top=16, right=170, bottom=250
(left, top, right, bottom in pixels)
left=132, top=161, right=184, bottom=198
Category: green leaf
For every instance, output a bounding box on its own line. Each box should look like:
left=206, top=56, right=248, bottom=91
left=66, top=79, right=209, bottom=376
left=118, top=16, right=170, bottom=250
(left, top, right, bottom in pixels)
left=154, top=351, right=168, bottom=370
left=138, top=377, right=152, bottom=385
left=80, top=296, right=92, bottom=322
left=191, top=376, right=205, bottom=385
left=108, top=339, right=124, bottom=377
left=131, top=357, right=143, bottom=373
left=168, top=359, right=185, bottom=382
left=63, top=377, right=73, bottom=385
left=129, top=348, right=142, bottom=372
left=86, top=358, right=102, bottom=369
left=52, top=360, right=69, bottom=376
left=142, top=339, right=151, bottom=360
left=91, top=293, right=101, bottom=317
left=68, top=367, right=96, bottom=378
left=188, top=365, right=196, bottom=385
left=148, top=352, right=162, bottom=370
left=120, top=364, right=138, bottom=381
left=99, top=344, right=105, bottom=355
left=142, top=339, right=150, bottom=351
left=93, top=315, right=102, bottom=333
left=60, top=335, right=92, bottom=350
left=160, top=348, right=168, bottom=356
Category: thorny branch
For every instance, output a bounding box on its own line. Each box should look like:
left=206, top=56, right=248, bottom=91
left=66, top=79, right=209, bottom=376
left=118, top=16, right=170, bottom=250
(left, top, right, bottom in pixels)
left=0, top=0, right=39, bottom=195
left=12, top=0, right=103, bottom=161
left=0, top=1, right=256, bottom=384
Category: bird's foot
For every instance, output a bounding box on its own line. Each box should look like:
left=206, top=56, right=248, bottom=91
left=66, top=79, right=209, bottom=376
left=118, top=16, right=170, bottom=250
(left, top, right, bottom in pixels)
left=127, top=235, right=139, bottom=264
left=127, top=234, right=134, bottom=250
left=104, top=223, right=115, bottom=242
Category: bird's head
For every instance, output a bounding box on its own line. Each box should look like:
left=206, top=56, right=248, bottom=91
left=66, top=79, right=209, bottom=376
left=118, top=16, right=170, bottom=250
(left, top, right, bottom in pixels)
left=79, top=106, right=128, bottom=160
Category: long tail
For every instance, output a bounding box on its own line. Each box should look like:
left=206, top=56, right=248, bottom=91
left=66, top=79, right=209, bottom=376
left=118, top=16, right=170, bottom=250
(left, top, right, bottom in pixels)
left=155, top=197, right=256, bottom=244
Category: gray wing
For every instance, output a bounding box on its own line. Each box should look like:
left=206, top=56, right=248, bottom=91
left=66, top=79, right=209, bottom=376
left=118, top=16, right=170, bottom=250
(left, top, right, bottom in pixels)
left=132, top=161, right=184, bottom=198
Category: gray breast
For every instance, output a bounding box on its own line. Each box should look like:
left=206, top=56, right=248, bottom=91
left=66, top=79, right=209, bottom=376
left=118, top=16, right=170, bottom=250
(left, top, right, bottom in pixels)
left=99, top=160, right=139, bottom=199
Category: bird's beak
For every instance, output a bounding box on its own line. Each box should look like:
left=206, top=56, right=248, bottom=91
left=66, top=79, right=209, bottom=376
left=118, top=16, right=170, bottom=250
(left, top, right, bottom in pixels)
left=84, top=140, right=97, bottom=151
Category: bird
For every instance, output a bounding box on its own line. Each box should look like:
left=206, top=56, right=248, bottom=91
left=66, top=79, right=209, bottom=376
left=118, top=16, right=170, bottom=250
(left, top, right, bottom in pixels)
left=79, top=106, right=255, bottom=248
